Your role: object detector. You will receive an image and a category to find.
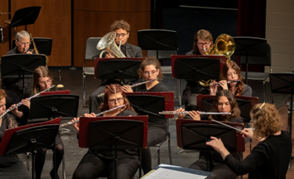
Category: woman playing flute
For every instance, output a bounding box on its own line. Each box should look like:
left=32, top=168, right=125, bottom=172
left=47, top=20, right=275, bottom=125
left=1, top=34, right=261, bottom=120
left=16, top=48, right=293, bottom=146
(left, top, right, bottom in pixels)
left=176, top=89, right=243, bottom=179
left=72, top=84, right=139, bottom=179
left=122, top=57, right=169, bottom=174
left=10, top=66, right=63, bottom=179
left=0, top=89, right=31, bottom=179
left=206, top=103, right=292, bottom=179
left=210, top=60, right=252, bottom=97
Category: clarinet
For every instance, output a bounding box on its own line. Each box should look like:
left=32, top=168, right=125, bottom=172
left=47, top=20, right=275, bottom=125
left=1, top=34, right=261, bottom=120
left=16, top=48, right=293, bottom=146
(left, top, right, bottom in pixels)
left=97, top=79, right=157, bottom=97
left=59, top=104, right=126, bottom=128
left=159, top=111, right=231, bottom=115
left=0, top=85, right=55, bottom=119
left=209, top=80, right=240, bottom=86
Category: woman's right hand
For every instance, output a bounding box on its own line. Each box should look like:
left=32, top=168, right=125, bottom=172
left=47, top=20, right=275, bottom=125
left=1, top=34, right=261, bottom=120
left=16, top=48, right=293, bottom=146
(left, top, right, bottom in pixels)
left=71, top=118, right=80, bottom=133
left=175, top=108, right=185, bottom=119
left=122, top=85, right=133, bottom=93
left=209, top=81, right=218, bottom=95
left=241, top=128, right=254, bottom=139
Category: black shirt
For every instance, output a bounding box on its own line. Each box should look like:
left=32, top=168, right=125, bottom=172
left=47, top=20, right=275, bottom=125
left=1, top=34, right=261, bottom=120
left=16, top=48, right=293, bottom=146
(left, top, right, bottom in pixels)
left=132, top=81, right=169, bottom=92
left=225, top=131, right=292, bottom=179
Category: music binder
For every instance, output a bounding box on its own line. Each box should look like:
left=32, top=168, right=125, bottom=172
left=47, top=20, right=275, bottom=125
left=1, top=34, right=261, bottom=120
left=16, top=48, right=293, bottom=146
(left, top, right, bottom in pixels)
left=40, top=90, right=71, bottom=96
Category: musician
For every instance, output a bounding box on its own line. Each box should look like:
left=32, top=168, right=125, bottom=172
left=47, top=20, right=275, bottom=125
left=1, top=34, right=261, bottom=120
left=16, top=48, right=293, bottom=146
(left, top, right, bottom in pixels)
left=176, top=90, right=242, bottom=179
left=122, top=57, right=168, bottom=174
left=0, top=89, right=31, bottom=179
left=10, top=66, right=63, bottom=179
left=72, top=84, right=140, bottom=179
left=207, top=103, right=292, bottom=179
left=182, top=29, right=213, bottom=110
left=89, top=20, right=143, bottom=114
left=6, top=30, right=33, bottom=54
left=210, top=60, right=252, bottom=97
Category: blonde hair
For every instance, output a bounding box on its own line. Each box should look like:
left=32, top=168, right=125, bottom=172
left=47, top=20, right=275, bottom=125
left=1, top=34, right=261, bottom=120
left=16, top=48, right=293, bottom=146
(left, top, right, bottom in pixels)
left=32, top=66, right=54, bottom=94
left=251, top=103, right=281, bottom=139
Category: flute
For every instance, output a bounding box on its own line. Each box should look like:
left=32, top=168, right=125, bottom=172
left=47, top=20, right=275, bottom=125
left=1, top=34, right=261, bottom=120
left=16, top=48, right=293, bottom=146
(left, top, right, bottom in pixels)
left=209, top=80, right=239, bottom=86
left=59, top=104, right=126, bottom=128
left=97, top=79, right=157, bottom=97
left=0, top=85, right=55, bottom=119
left=159, top=111, right=231, bottom=115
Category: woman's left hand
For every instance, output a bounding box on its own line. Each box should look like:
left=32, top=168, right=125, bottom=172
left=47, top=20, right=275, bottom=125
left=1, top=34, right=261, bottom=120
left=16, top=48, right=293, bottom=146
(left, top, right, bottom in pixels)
left=189, top=110, right=201, bottom=121
left=206, top=136, right=230, bottom=159
left=219, top=80, right=228, bottom=90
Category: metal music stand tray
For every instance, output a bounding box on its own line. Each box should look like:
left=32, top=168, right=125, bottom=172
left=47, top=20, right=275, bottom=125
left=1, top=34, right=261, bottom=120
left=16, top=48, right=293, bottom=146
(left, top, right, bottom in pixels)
left=232, top=37, right=268, bottom=83
left=78, top=116, right=148, bottom=179
left=0, top=118, right=61, bottom=179
left=174, top=57, right=220, bottom=94
left=29, top=94, right=79, bottom=122
left=137, top=29, right=178, bottom=59
left=1, top=54, right=46, bottom=93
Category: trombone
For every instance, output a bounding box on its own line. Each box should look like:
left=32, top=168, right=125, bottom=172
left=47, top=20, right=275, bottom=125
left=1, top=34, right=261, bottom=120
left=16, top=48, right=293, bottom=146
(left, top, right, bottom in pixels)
left=29, top=33, right=49, bottom=65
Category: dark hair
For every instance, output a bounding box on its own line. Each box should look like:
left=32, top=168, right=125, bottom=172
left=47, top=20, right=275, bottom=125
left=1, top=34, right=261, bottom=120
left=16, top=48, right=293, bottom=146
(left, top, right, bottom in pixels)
left=209, top=89, right=241, bottom=121
left=193, top=29, right=213, bottom=54
left=138, top=57, right=163, bottom=80
left=220, top=61, right=244, bottom=96
left=99, top=84, right=134, bottom=112
left=32, top=66, right=54, bottom=94
left=110, top=20, right=131, bottom=32
left=251, top=103, right=281, bottom=138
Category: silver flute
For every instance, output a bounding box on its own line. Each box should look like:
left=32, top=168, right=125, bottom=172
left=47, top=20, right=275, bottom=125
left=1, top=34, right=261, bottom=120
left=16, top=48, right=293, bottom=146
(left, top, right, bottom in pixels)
left=0, top=85, right=55, bottom=119
left=159, top=111, right=231, bottom=115
left=209, top=80, right=239, bottom=86
left=97, top=79, right=157, bottom=97
left=59, top=104, right=126, bottom=128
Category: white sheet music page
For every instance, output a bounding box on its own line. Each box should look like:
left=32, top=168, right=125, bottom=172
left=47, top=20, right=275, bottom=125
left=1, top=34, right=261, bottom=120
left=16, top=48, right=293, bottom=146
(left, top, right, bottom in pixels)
left=143, top=168, right=207, bottom=179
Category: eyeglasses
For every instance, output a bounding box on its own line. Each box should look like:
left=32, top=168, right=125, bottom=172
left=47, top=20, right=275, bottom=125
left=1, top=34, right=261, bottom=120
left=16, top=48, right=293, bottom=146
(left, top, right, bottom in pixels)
left=116, top=33, right=127, bottom=37
left=143, top=70, right=158, bottom=76
left=39, top=79, right=52, bottom=86
left=197, top=42, right=210, bottom=46
left=19, top=42, right=31, bottom=46
left=108, top=97, right=124, bottom=104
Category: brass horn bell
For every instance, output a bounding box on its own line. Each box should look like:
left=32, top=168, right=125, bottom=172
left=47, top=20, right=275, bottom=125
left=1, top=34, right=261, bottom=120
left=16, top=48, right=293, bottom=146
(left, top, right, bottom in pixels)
left=96, top=31, right=126, bottom=58
left=206, top=34, right=235, bottom=61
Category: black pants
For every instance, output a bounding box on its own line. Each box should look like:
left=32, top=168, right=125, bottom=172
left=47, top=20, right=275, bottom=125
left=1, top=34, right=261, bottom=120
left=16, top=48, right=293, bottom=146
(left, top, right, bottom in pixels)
left=141, top=126, right=167, bottom=174
left=73, top=152, right=140, bottom=179
left=189, top=158, right=238, bottom=179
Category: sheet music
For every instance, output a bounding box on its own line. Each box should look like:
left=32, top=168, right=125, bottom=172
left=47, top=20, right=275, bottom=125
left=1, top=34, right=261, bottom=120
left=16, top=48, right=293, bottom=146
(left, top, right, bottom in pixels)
left=143, top=168, right=207, bottom=179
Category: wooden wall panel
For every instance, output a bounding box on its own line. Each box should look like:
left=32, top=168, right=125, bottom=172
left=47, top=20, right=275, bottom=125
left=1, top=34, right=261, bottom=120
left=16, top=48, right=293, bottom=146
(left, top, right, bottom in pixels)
left=73, top=0, right=151, bottom=67
left=7, top=0, right=71, bottom=66
left=0, top=0, right=10, bottom=59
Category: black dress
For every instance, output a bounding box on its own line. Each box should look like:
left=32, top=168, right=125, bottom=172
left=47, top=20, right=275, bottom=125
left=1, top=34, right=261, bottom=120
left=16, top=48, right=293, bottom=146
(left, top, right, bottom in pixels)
left=0, top=114, right=31, bottom=179
left=72, top=109, right=140, bottom=179
left=225, top=131, right=292, bottom=179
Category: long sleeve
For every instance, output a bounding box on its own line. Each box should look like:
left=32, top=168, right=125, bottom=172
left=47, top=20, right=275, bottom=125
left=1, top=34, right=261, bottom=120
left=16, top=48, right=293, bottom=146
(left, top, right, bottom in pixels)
left=242, top=85, right=252, bottom=97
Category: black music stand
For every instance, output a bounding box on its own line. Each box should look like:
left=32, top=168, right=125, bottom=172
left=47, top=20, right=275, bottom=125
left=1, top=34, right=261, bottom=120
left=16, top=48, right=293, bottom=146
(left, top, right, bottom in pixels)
left=126, top=95, right=165, bottom=122
left=5, top=124, right=59, bottom=179
left=12, top=38, right=52, bottom=56
left=29, top=94, right=79, bottom=122
left=97, top=60, right=141, bottom=83
left=1, top=54, right=46, bottom=93
left=175, top=57, right=220, bottom=94
left=86, top=119, right=146, bottom=179
left=233, top=37, right=268, bottom=83
left=137, top=29, right=177, bottom=59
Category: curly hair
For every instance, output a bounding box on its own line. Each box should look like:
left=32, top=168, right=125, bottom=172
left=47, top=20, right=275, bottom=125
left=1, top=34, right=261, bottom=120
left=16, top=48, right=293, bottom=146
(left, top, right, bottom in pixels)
left=251, top=103, right=281, bottom=139
left=32, top=66, right=54, bottom=95
left=110, top=20, right=131, bottom=32
left=220, top=60, right=244, bottom=96
left=192, top=29, right=213, bottom=54
left=208, top=89, right=241, bottom=122
left=99, top=84, right=134, bottom=112
left=138, top=57, right=163, bottom=80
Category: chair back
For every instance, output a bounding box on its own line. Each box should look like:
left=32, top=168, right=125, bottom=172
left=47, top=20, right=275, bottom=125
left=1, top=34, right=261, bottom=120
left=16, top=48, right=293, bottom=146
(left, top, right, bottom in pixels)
left=240, top=43, right=271, bottom=66
left=85, top=37, right=101, bottom=60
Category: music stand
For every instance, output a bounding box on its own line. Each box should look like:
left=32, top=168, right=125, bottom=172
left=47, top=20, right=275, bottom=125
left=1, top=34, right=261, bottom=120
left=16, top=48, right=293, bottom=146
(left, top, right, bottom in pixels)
left=197, top=94, right=259, bottom=123
left=0, top=117, right=61, bottom=179
left=40, top=90, right=71, bottom=96
left=12, top=38, right=53, bottom=56
left=176, top=119, right=245, bottom=152
left=94, top=58, right=142, bottom=83
left=137, top=29, right=178, bottom=59
left=79, top=116, right=148, bottom=179
left=232, top=37, right=268, bottom=83
left=29, top=94, right=79, bottom=122
left=1, top=54, right=46, bottom=93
